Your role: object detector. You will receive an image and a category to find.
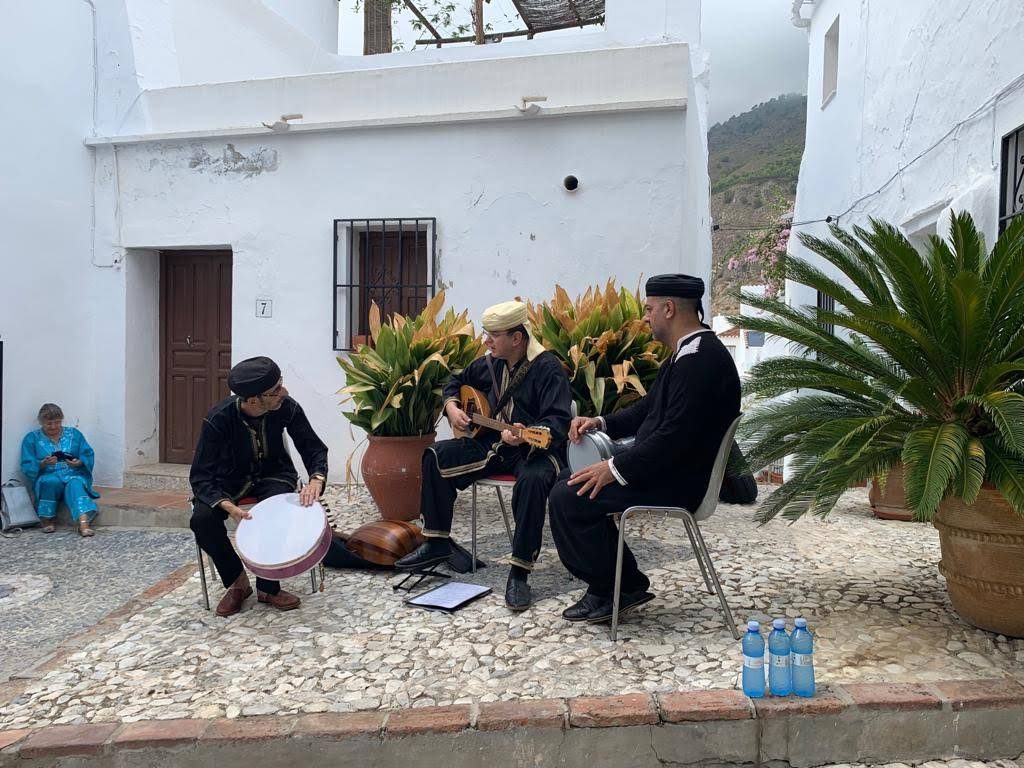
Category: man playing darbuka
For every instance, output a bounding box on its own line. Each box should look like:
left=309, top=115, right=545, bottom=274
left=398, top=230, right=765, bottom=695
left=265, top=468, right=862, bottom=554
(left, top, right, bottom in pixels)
left=395, top=300, right=573, bottom=611
left=189, top=356, right=335, bottom=617
left=549, top=274, right=741, bottom=624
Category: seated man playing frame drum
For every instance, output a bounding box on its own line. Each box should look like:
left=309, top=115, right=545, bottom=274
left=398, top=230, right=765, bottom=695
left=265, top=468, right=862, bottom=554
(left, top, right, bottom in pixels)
left=189, top=356, right=332, bottom=617
left=549, top=274, right=741, bottom=624
left=394, top=300, right=573, bottom=612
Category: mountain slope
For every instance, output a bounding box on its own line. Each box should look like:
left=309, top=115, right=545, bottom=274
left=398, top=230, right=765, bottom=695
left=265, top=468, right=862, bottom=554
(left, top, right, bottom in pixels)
left=709, top=94, right=806, bottom=316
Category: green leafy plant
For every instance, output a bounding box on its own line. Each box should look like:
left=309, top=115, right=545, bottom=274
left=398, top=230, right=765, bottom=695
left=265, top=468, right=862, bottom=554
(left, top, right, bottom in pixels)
left=733, top=212, right=1024, bottom=522
left=527, top=281, right=670, bottom=417
left=338, top=292, right=484, bottom=436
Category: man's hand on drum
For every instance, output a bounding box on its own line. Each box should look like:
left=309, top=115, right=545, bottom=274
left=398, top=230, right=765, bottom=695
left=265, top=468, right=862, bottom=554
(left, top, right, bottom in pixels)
left=299, top=478, right=323, bottom=507
left=568, top=459, right=615, bottom=499
left=568, top=416, right=602, bottom=444
left=501, top=423, right=526, bottom=447
left=445, top=401, right=471, bottom=432
left=223, top=502, right=251, bottom=522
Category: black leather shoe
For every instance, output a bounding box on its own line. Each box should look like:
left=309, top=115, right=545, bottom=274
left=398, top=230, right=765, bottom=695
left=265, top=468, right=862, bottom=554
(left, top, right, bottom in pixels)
left=504, top=574, right=532, bottom=612
left=586, top=590, right=655, bottom=624
left=394, top=539, right=453, bottom=571
left=562, top=592, right=606, bottom=622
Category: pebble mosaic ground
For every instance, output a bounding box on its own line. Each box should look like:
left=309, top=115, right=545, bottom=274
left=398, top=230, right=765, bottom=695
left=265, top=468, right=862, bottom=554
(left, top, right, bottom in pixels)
left=2, top=485, right=1022, bottom=730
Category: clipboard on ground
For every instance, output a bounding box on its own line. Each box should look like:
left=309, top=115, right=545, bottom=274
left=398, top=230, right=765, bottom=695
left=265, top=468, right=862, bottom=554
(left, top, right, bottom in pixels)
left=404, top=581, right=492, bottom=613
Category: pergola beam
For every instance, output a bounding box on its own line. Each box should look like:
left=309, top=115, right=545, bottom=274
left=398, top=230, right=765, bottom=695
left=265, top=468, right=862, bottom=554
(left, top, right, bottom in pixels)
left=403, top=0, right=443, bottom=46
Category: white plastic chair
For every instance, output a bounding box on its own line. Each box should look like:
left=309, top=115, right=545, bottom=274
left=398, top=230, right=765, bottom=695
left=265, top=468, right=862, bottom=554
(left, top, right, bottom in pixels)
left=610, top=414, right=743, bottom=641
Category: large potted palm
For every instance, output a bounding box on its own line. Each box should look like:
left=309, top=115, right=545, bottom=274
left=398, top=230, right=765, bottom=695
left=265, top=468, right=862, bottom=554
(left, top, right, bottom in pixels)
left=733, top=213, right=1024, bottom=637
left=338, top=292, right=483, bottom=520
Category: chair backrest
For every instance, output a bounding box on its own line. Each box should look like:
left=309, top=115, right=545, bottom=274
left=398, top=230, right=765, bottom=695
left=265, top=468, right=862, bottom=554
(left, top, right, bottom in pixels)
left=692, top=413, right=743, bottom=522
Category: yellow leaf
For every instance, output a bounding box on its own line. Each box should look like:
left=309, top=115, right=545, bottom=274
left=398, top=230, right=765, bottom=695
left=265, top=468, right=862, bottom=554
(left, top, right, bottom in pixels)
left=368, top=302, right=382, bottom=344
left=421, top=290, right=446, bottom=322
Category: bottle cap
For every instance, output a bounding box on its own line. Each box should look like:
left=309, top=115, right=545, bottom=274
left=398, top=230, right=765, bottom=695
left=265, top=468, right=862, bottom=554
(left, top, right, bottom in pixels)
left=794, top=617, right=807, bottom=628
left=772, top=618, right=786, bottom=630
left=747, top=620, right=760, bottom=632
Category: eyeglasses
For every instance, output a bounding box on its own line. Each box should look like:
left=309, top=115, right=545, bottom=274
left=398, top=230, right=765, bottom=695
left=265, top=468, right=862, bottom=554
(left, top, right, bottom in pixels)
left=258, top=382, right=285, bottom=399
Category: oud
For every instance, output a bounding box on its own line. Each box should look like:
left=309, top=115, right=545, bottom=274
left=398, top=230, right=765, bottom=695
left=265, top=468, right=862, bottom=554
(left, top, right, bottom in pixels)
left=453, top=385, right=551, bottom=449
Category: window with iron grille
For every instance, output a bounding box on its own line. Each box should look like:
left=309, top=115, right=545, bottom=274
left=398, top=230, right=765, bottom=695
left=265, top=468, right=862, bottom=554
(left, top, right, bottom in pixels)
left=1000, top=124, right=1024, bottom=234
left=816, top=290, right=835, bottom=361
left=333, top=218, right=437, bottom=351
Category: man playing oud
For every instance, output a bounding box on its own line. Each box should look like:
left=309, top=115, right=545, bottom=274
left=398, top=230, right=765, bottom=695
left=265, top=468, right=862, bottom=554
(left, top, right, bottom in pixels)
left=395, top=300, right=572, bottom=612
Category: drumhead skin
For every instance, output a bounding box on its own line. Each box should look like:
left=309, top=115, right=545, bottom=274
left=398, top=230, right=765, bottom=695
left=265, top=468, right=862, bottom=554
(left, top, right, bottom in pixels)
left=236, top=493, right=330, bottom=579
left=568, top=432, right=613, bottom=473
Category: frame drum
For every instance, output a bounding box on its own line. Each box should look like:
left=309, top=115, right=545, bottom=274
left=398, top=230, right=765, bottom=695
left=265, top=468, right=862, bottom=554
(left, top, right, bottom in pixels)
left=235, top=493, right=332, bottom=580
left=568, top=431, right=636, bottom=474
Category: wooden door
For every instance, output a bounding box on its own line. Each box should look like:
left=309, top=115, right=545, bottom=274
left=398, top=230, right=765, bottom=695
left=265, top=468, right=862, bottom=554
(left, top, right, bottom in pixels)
left=160, top=251, right=232, bottom=464
left=357, top=230, right=428, bottom=337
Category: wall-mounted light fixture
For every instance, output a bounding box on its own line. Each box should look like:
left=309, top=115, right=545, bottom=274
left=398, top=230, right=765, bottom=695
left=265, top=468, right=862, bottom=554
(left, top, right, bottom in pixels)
left=262, top=113, right=304, bottom=132
left=515, top=96, right=547, bottom=116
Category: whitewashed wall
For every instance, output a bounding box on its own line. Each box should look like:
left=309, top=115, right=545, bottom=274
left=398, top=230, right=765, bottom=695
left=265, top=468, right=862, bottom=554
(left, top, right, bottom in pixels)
left=103, top=107, right=695, bottom=482
left=1, top=0, right=709, bottom=487
left=788, top=0, right=1024, bottom=311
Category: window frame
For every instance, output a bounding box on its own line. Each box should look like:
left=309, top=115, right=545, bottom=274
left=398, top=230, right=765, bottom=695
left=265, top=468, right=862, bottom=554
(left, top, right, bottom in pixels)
left=333, top=218, right=437, bottom=351
left=821, top=15, right=840, bottom=108
left=1000, top=123, right=1024, bottom=234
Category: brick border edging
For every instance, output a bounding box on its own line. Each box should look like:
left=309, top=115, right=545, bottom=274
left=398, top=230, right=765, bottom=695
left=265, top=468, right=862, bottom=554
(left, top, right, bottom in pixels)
left=3, top=679, right=1024, bottom=761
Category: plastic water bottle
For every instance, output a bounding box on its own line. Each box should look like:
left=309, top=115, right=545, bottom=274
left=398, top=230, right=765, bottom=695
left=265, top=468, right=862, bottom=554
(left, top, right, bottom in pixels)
left=768, top=618, right=792, bottom=696
left=791, top=617, right=815, bottom=697
left=741, top=620, right=766, bottom=697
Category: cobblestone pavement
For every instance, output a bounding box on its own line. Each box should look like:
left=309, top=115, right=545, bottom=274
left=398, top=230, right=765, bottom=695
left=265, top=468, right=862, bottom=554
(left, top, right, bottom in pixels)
left=0, top=527, right=194, bottom=682
left=2, top=486, right=1023, bottom=728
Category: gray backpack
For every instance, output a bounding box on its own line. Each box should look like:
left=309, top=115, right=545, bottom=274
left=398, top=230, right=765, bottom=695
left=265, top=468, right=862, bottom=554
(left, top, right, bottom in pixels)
left=1, top=480, right=40, bottom=532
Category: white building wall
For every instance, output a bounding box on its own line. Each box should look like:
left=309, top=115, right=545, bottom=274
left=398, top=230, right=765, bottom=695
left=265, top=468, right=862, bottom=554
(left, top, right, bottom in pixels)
left=1, top=0, right=710, bottom=487
left=103, top=108, right=695, bottom=481
left=788, top=0, right=1024, bottom=312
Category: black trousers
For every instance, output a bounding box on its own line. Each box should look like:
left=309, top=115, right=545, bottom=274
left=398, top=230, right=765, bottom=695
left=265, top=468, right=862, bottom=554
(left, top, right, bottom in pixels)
left=549, top=470, right=686, bottom=597
left=420, top=437, right=560, bottom=571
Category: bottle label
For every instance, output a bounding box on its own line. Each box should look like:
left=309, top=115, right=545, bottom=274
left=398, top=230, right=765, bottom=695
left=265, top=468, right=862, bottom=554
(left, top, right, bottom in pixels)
left=770, top=654, right=790, bottom=668
left=792, top=652, right=812, bottom=667
left=743, top=655, right=764, bottom=669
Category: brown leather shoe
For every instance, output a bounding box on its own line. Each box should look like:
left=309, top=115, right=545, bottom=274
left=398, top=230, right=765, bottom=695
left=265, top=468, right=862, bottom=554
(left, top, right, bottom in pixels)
left=257, top=589, right=301, bottom=611
left=215, top=584, right=253, bottom=617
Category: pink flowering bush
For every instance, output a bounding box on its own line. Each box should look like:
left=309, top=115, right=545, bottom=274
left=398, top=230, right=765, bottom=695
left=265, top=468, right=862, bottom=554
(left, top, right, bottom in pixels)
left=726, top=214, right=792, bottom=298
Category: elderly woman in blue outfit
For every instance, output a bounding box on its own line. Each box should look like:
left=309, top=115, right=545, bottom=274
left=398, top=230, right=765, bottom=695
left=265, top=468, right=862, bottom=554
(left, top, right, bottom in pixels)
left=20, top=403, right=100, bottom=536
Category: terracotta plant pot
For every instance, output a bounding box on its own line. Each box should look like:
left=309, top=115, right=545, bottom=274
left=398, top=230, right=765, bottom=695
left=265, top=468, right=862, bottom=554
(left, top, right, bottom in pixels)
left=868, top=464, right=915, bottom=521
left=933, top=486, right=1024, bottom=637
left=361, top=433, right=436, bottom=521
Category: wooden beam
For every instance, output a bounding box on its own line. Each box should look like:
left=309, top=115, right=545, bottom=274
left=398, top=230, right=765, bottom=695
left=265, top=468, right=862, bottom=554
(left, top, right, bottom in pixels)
left=474, top=0, right=485, bottom=44
left=403, top=0, right=443, bottom=46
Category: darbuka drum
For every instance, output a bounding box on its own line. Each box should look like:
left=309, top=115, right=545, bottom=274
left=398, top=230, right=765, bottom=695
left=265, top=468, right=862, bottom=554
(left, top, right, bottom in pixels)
left=568, top=431, right=636, bottom=474
left=235, top=493, right=332, bottom=580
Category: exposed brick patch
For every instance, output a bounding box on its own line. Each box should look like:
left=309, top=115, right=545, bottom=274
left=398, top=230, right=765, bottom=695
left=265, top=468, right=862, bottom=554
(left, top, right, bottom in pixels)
left=292, top=712, right=385, bottom=740
left=0, top=729, right=32, bottom=751
left=658, top=689, right=753, bottom=722
left=752, top=688, right=846, bottom=718
left=477, top=698, right=567, bottom=731
left=569, top=693, right=658, bottom=728
left=112, top=718, right=209, bottom=748
left=204, top=716, right=296, bottom=742
left=935, top=678, right=1024, bottom=710
left=19, top=723, right=118, bottom=759
left=843, top=682, right=942, bottom=711
left=386, top=705, right=471, bottom=737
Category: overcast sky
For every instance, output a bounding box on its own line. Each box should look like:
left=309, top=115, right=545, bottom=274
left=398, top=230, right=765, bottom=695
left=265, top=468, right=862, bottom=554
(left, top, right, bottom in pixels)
left=338, top=0, right=808, bottom=124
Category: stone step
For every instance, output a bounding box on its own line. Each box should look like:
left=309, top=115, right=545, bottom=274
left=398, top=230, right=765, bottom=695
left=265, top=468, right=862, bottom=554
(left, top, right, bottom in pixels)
left=56, top=486, right=192, bottom=529
left=123, top=463, right=192, bottom=493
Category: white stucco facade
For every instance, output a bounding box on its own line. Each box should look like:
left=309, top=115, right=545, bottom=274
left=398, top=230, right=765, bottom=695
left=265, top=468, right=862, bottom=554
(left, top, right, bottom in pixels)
left=0, top=0, right=711, bottom=486
left=787, top=0, right=1024, bottom=311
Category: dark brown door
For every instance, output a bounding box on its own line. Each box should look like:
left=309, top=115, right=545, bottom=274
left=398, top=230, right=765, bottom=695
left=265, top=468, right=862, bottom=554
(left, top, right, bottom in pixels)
left=160, top=251, right=232, bottom=464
